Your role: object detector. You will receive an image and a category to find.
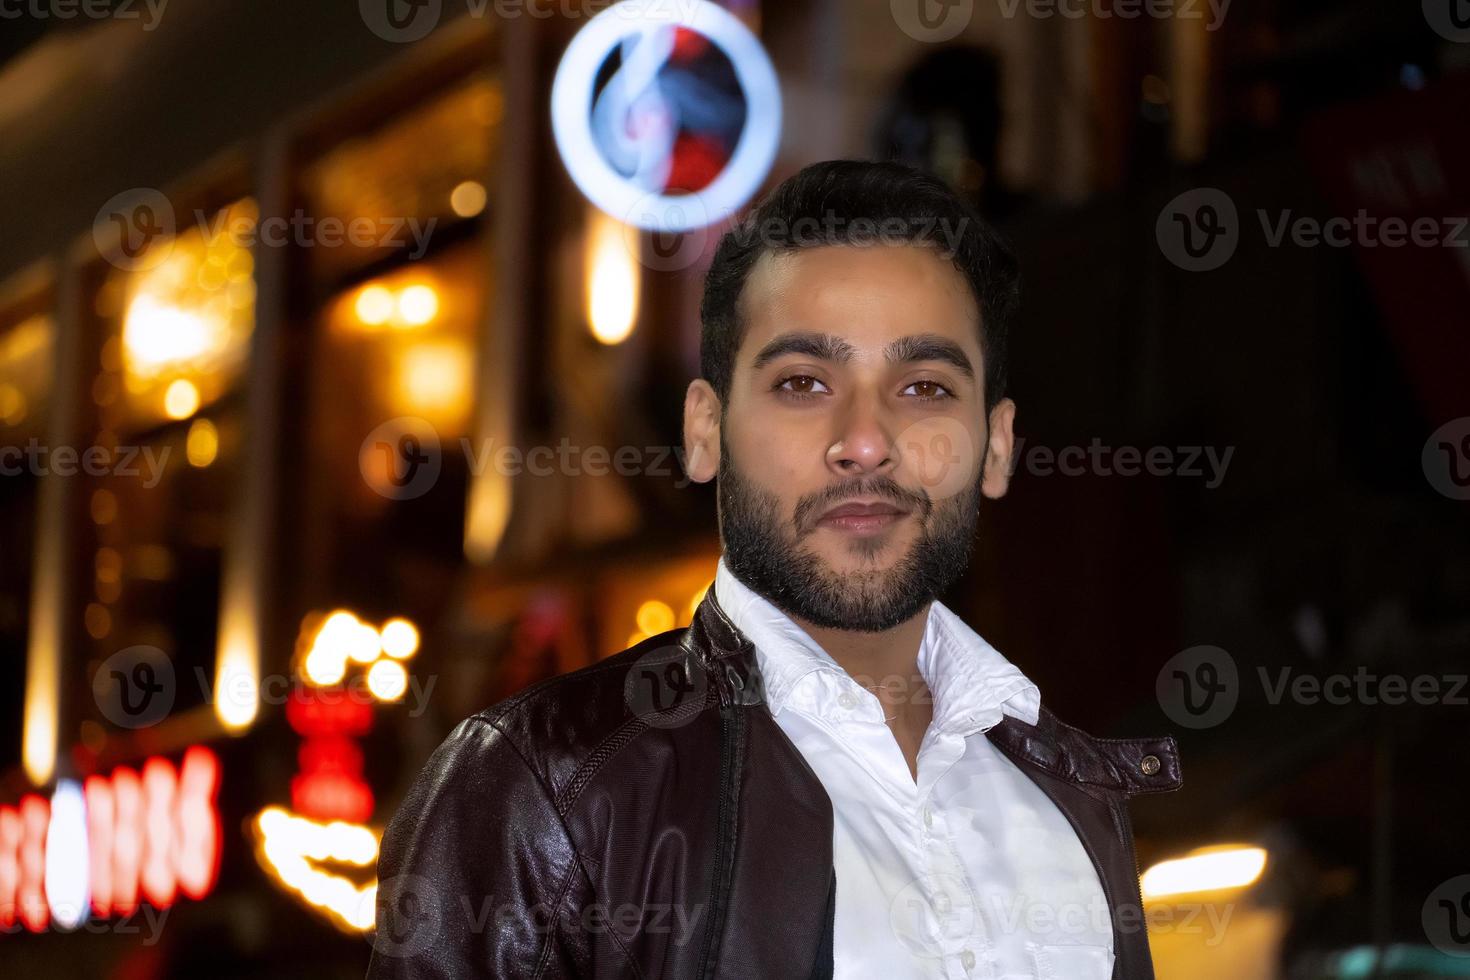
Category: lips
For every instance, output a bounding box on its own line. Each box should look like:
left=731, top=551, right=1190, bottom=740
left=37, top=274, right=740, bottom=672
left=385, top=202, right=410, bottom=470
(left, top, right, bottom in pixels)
left=820, top=500, right=908, bottom=520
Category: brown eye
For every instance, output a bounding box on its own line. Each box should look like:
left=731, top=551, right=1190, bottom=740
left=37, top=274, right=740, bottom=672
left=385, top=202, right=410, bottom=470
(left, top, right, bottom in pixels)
left=904, top=379, right=954, bottom=401
left=774, top=375, right=830, bottom=400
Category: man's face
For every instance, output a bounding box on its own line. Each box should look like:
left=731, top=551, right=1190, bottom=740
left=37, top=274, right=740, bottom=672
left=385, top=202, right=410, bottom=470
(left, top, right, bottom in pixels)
left=685, top=242, right=1016, bottom=633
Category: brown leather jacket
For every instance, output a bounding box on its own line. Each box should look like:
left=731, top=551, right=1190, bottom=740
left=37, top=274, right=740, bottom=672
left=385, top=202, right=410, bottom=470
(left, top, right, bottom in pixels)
left=366, top=586, right=1182, bottom=979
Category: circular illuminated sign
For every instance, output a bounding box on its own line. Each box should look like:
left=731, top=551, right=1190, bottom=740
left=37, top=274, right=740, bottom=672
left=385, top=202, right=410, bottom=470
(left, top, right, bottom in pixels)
left=551, top=0, right=782, bottom=233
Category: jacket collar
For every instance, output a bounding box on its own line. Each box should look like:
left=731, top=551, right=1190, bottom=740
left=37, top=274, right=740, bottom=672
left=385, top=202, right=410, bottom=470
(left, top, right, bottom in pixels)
left=681, top=576, right=1182, bottom=799
left=710, top=557, right=1040, bottom=736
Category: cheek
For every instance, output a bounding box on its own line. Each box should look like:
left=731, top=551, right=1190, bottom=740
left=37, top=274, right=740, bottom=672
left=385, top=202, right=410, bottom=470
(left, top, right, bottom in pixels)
left=895, top=415, right=985, bottom=502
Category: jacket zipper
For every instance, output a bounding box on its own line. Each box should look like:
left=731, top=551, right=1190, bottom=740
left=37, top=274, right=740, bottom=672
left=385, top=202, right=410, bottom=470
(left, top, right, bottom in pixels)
left=1116, top=798, right=1151, bottom=980
left=695, top=699, right=743, bottom=980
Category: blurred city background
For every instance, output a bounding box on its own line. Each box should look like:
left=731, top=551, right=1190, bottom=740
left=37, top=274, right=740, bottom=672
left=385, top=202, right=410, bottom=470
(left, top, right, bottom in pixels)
left=0, top=0, right=1467, bottom=977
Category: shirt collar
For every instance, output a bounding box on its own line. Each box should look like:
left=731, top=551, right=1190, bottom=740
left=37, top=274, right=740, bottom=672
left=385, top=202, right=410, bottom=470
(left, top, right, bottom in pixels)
left=712, top=556, right=1041, bottom=736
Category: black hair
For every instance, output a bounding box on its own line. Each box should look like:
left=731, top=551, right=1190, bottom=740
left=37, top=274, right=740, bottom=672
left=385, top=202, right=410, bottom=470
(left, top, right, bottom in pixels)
left=698, top=158, right=1019, bottom=417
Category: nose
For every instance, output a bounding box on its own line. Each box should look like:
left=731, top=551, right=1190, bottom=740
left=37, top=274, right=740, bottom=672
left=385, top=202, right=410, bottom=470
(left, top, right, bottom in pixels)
left=825, top=399, right=899, bottom=479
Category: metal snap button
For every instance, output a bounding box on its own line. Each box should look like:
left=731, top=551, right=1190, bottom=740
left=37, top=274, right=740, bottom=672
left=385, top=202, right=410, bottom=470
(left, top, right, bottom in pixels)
left=1140, top=754, right=1161, bottom=776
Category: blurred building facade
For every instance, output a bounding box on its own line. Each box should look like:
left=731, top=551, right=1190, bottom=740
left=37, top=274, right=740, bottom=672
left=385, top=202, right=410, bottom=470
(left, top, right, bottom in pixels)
left=0, top=2, right=1466, bottom=978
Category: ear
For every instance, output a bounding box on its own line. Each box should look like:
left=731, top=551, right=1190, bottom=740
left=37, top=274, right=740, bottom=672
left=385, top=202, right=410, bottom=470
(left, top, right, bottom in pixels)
left=980, top=397, right=1016, bottom=499
left=682, top=379, right=722, bottom=485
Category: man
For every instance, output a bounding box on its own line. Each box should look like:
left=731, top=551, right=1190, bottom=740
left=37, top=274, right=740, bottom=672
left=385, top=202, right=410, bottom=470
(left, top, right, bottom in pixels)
left=366, top=160, right=1181, bottom=980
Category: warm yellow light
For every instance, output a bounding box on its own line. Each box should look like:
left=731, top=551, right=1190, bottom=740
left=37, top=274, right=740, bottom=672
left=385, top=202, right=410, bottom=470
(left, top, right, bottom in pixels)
left=164, top=379, right=200, bottom=419
left=0, top=383, right=24, bottom=425
left=636, top=600, right=675, bottom=636
left=367, top=659, right=408, bottom=702
left=394, top=342, right=471, bottom=418
left=90, top=489, right=118, bottom=525
left=354, top=285, right=395, bottom=326
left=95, top=547, right=122, bottom=583
left=396, top=285, right=439, bottom=327
left=214, top=632, right=259, bottom=732
left=122, top=293, right=231, bottom=378
left=186, top=418, right=218, bottom=466
left=320, top=610, right=360, bottom=637
left=22, top=636, right=57, bottom=785
left=585, top=210, right=638, bottom=344
left=254, top=807, right=379, bottom=932
left=347, top=622, right=382, bottom=665
left=686, top=582, right=711, bottom=623
left=449, top=180, right=487, bottom=219
left=303, top=610, right=360, bottom=685
left=1141, top=845, right=1268, bottom=900
left=380, top=618, right=419, bottom=660
left=84, top=602, right=112, bottom=639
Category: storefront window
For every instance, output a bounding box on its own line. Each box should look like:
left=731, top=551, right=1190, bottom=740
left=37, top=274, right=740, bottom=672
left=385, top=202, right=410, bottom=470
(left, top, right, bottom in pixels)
left=290, top=71, right=498, bottom=630
left=81, top=200, right=256, bottom=726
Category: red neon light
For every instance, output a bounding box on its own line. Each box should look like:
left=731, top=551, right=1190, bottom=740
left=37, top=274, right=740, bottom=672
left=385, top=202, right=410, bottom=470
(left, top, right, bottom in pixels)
left=18, top=795, right=48, bottom=932
left=286, top=687, right=373, bottom=738
left=175, top=746, right=221, bottom=901
left=111, top=766, right=142, bottom=917
left=0, top=747, right=221, bottom=934
left=84, top=776, right=114, bottom=917
left=0, top=806, right=20, bottom=929
left=140, top=757, right=178, bottom=909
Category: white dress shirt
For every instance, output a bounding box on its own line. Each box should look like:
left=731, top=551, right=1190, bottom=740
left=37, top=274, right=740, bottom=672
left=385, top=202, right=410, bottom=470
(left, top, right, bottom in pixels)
left=713, top=557, right=1115, bottom=980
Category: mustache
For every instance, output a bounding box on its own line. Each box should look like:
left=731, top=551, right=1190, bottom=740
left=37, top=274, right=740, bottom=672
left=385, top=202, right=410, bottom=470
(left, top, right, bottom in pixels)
left=794, top=482, right=932, bottom=530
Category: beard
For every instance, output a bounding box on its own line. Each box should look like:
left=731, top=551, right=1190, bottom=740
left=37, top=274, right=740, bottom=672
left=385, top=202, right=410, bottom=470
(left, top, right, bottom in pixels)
left=716, top=435, right=984, bottom=633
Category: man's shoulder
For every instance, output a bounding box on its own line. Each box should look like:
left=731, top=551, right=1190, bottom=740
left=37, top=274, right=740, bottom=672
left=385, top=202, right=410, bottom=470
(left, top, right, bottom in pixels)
left=441, top=627, right=711, bottom=795
left=991, top=704, right=1184, bottom=798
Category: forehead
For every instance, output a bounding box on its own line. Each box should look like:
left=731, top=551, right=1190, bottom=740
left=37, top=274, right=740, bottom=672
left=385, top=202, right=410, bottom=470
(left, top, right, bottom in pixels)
left=736, top=243, right=980, bottom=363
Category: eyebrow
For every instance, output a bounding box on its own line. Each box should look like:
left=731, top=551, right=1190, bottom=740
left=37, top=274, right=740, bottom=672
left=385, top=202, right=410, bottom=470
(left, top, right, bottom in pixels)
left=750, top=331, right=976, bottom=381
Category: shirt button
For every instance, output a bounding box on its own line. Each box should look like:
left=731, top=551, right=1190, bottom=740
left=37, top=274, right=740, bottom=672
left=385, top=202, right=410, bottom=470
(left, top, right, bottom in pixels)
left=922, top=806, right=933, bottom=828
left=837, top=691, right=858, bottom=710
left=960, top=949, right=976, bottom=970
